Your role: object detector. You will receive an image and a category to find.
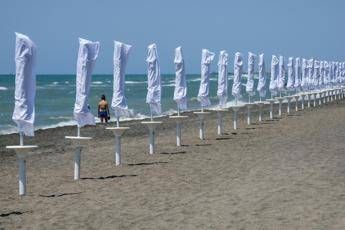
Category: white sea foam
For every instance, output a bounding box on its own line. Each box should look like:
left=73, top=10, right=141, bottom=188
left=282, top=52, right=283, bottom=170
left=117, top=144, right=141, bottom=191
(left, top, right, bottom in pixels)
left=37, top=120, right=77, bottom=130
left=0, top=86, right=8, bottom=91
left=125, top=80, right=146, bottom=84
left=162, top=83, right=175, bottom=87
left=188, top=78, right=200, bottom=82
left=92, top=81, right=103, bottom=85
left=48, top=116, right=73, bottom=120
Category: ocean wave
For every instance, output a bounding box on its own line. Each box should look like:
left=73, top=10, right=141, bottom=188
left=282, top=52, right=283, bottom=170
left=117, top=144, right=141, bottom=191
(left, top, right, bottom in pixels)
left=0, top=86, right=8, bottom=91
left=92, top=81, right=103, bottom=85
left=0, top=125, right=17, bottom=135
left=188, top=78, right=200, bottom=82
left=162, top=83, right=175, bottom=87
left=190, top=97, right=198, bottom=102
left=125, top=80, right=146, bottom=85
left=48, top=116, right=73, bottom=120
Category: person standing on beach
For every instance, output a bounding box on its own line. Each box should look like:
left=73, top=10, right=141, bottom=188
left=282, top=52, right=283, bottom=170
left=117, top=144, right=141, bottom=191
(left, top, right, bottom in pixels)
left=98, top=95, right=110, bottom=123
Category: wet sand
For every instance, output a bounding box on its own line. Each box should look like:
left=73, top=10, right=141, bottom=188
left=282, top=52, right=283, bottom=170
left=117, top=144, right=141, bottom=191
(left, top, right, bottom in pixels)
left=1, top=100, right=345, bottom=229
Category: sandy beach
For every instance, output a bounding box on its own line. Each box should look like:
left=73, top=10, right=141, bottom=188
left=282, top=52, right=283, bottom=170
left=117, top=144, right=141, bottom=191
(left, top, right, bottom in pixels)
left=1, top=100, right=345, bottom=229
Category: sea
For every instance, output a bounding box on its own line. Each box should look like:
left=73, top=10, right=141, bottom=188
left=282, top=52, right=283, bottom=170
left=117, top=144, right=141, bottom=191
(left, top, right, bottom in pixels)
left=0, top=74, right=269, bottom=135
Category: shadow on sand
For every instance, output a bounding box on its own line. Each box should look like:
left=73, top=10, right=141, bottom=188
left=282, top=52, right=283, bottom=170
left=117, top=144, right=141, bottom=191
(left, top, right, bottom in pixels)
left=39, top=192, right=82, bottom=198
left=127, top=162, right=168, bottom=166
left=160, top=151, right=186, bottom=155
left=81, top=174, right=138, bottom=180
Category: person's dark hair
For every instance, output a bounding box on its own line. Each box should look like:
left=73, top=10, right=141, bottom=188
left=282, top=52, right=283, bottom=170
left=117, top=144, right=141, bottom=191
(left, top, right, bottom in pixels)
left=101, top=94, right=106, bottom=100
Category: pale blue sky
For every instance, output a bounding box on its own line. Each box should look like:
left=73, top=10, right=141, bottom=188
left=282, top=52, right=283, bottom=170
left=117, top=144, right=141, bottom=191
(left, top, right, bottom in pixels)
left=0, top=0, right=344, bottom=74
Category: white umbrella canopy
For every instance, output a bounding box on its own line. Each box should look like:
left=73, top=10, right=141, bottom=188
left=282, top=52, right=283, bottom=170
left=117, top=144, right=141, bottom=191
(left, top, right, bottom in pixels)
left=73, top=38, right=100, bottom=127
left=12, top=32, right=37, bottom=136
left=332, top=61, right=337, bottom=85
left=232, top=52, right=243, bottom=100
left=246, top=52, right=256, bottom=96
left=294, top=57, right=301, bottom=91
left=286, top=57, right=295, bottom=90
left=337, top=62, right=342, bottom=84
left=342, top=62, right=345, bottom=83
left=173, top=46, right=187, bottom=111
left=324, top=61, right=330, bottom=87
left=197, top=49, right=215, bottom=107
left=217, top=50, right=229, bottom=107
left=313, top=60, right=320, bottom=89
left=301, top=58, right=308, bottom=91
left=111, top=41, right=132, bottom=118
left=269, top=55, right=279, bottom=96
left=146, top=43, right=161, bottom=116
left=277, top=55, right=286, bottom=93
left=307, top=58, right=314, bottom=90
left=257, top=53, right=266, bottom=98
left=319, top=61, right=325, bottom=88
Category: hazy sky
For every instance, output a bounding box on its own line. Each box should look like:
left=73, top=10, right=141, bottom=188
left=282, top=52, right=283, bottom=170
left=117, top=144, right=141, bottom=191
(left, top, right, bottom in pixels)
left=0, top=0, right=344, bottom=74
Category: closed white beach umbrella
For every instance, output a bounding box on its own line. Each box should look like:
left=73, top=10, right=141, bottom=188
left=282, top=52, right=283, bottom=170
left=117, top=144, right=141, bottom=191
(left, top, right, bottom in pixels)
left=74, top=38, right=100, bottom=127
left=232, top=52, right=243, bottom=99
left=324, top=61, right=330, bottom=86
left=257, top=53, right=266, bottom=98
left=146, top=43, right=161, bottom=115
left=301, top=58, right=308, bottom=90
left=313, top=60, right=320, bottom=89
left=294, top=57, right=301, bottom=90
left=197, top=49, right=215, bottom=107
left=217, top=50, right=229, bottom=107
left=287, top=57, right=294, bottom=90
left=173, top=46, right=187, bottom=110
left=332, top=61, right=337, bottom=84
left=246, top=52, right=256, bottom=96
left=307, top=59, right=314, bottom=89
left=320, top=61, right=325, bottom=88
left=111, top=41, right=132, bottom=118
left=337, top=62, right=342, bottom=84
left=277, top=55, right=285, bottom=92
left=12, top=32, right=37, bottom=136
left=342, top=62, right=345, bottom=83
left=269, top=55, right=279, bottom=96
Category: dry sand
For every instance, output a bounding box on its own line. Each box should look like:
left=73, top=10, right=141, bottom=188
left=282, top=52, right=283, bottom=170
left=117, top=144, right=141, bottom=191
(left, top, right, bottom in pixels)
left=1, top=100, right=345, bottom=229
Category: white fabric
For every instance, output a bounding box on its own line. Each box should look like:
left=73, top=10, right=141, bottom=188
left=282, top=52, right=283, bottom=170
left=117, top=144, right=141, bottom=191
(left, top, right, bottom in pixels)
left=232, top=52, right=243, bottom=99
left=269, top=55, right=279, bottom=95
left=301, top=58, right=308, bottom=90
left=173, top=46, right=187, bottom=110
left=74, top=38, right=100, bottom=127
left=257, top=53, right=266, bottom=98
left=313, top=60, right=320, bottom=88
left=307, top=59, right=314, bottom=89
left=111, top=41, right=132, bottom=118
left=324, top=61, right=330, bottom=86
left=277, top=56, right=285, bottom=92
left=146, top=43, right=161, bottom=115
left=246, top=52, right=256, bottom=96
left=294, top=57, right=301, bottom=90
left=286, top=57, right=294, bottom=90
left=319, top=61, right=324, bottom=88
left=337, top=62, right=342, bottom=83
left=12, top=32, right=37, bottom=136
left=217, top=50, right=228, bottom=107
left=331, top=61, right=336, bottom=84
left=197, top=49, right=215, bottom=107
